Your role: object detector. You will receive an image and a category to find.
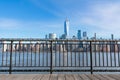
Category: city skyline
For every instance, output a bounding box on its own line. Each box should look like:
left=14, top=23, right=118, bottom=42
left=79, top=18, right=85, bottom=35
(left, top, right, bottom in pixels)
left=0, top=0, right=120, bottom=39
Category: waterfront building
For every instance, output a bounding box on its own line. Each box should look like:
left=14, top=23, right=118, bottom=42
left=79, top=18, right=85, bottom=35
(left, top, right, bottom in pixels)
left=0, top=41, right=7, bottom=52
left=72, top=35, right=77, bottom=39
left=64, top=19, right=69, bottom=38
left=49, top=33, right=57, bottom=39
left=45, top=34, right=48, bottom=39
left=94, top=33, right=96, bottom=40
left=111, top=34, right=114, bottom=40
left=83, top=31, right=87, bottom=39
left=60, top=34, right=67, bottom=39
left=77, top=30, right=81, bottom=39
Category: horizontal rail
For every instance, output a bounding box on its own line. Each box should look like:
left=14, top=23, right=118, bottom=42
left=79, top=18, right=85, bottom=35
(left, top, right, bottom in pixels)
left=0, top=39, right=120, bottom=74
left=0, top=38, right=120, bottom=41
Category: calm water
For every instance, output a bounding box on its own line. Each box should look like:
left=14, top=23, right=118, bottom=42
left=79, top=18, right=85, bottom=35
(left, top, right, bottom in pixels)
left=0, top=52, right=120, bottom=74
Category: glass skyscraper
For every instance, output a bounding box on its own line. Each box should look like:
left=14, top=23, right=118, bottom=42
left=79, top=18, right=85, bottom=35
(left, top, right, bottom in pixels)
left=77, top=30, right=81, bottom=39
left=83, top=31, right=87, bottom=37
left=64, top=19, right=69, bottom=38
left=83, top=31, right=87, bottom=39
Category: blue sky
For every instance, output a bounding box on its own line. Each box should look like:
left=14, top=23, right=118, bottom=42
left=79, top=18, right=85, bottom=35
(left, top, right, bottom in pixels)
left=0, top=0, right=120, bottom=39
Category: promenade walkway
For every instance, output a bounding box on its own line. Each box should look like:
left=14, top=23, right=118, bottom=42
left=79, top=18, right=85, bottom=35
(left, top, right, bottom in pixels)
left=0, top=74, right=120, bottom=80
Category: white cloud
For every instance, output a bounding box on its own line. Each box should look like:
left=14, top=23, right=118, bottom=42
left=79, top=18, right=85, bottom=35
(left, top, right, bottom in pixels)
left=92, top=3, right=120, bottom=28
left=78, top=3, right=120, bottom=38
left=0, top=17, right=63, bottom=38
left=0, top=18, right=21, bottom=29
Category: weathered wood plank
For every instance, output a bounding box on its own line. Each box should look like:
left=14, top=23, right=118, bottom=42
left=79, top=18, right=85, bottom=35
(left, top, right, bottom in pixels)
left=65, top=74, right=75, bottom=80
left=86, top=74, right=99, bottom=80
left=13, top=74, right=38, bottom=80
left=79, top=74, right=90, bottom=80
left=107, top=74, right=120, bottom=80
left=72, top=74, right=83, bottom=80
left=6, top=74, right=20, bottom=80
left=49, top=74, right=58, bottom=80
left=93, top=74, right=107, bottom=80
left=1, top=74, right=120, bottom=80
left=32, top=74, right=43, bottom=80
left=100, top=74, right=116, bottom=80
left=13, top=74, right=28, bottom=80
left=114, top=74, right=120, bottom=79
left=41, top=74, right=50, bottom=80
left=58, top=74, right=65, bottom=80
left=0, top=74, right=7, bottom=80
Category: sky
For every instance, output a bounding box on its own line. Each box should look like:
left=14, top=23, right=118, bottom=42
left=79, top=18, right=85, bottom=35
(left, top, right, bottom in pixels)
left=0, top=0, right=120, bottom=39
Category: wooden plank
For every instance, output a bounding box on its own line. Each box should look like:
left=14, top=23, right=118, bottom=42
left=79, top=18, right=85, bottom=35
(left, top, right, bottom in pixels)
left=114, top=74, right=120, bottom=79
left=49, top=74, right=58, bottom=80
left=86, top=74, right=99, bottom=80
left=15, top=74, right=38, bottom=80
left=41, top=74, right=50, bottom=80
left=72, top=74, right=83, bottom=80
left=0, top=74, right=7, bottom=80
left=6, top=74, right=20, bottom=80
left=93, top=74, right=107, bottom=80
left=37, top=75, right=44, bottom=80
left=65, top=74, right=75, bottom=80
left=58, top=74, right=65, bottom=80
left=2, top=74, right=120, bottom=80
left=79, top=74, right=90, bottom=80
left=11, top=74, right=23, bottom=80
left=13, top=74, right=27, bottom=80
left=31, top=74, right=43, bottom=80
left=100, top=74, right=116, bottom=80
left=107, top=74, right=120, bottom=80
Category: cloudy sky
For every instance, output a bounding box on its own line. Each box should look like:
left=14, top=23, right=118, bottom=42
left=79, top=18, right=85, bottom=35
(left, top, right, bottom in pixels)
left=0, top=0, right=120, bottom=39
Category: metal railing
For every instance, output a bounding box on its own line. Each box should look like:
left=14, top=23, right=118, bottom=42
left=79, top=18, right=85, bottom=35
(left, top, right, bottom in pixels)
left=0, top=38, right=120, bottom=74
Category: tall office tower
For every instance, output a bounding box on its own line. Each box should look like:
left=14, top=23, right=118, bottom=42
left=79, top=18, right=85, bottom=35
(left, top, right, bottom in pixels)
left=83, top=31, right=87, bottom=39
left=45, top=34, right=48, bottom=39
left=94, top=33, right=96, bottom=40
left=111, top=34, right=114, bottom=40
left=83, top=32, right=87, bottom=37
left=64, top=19, right=69, bottom=38
left=77, top=30, right=81, bottom=39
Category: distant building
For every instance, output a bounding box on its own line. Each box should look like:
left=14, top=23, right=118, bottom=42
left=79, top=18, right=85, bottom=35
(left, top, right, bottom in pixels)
left=94, top=33, right=96, bottom=40
left=45, top=34, right=48, bottom=39
left=64, top=19, right=69, bottom=38
left=49, top=33, right=57, bottom=39
left=77, top=30, right=81, bottom=39
left=83, top=31, right=87, bottom=39
left=111, top=34, right=114, bottom=40
left=60, top=34, right=67, bottom=39
left=72, top=35, right=77, bottom=39
left=0, top=41, right=7, bottom=52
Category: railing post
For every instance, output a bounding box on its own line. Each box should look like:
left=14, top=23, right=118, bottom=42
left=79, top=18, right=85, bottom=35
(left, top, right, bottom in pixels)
left=9, top=40, right=13, bottom=74
left=90, top=41, right=93, bottom=74
left=50, top=41, right=53, bottom=74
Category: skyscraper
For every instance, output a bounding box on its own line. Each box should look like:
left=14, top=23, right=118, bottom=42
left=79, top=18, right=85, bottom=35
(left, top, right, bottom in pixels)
left=77, top=30, right=81, bottom=39
left=64, top=19, right=69, bottom=38
left=111, top=34, right=114, bottom=40
left=83, top=31, right=87, bottom=37
left=83, top=31, right=87, bottom=39
left=94, top=33, right=96, bottom=40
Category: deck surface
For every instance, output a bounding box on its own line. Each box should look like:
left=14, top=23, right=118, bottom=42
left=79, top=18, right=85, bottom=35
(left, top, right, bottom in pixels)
left=0, top=74, right=120, bottom=80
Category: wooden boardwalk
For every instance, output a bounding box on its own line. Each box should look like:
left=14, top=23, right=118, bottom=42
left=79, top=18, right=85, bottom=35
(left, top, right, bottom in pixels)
left=0, top=74, right=120, bottom=80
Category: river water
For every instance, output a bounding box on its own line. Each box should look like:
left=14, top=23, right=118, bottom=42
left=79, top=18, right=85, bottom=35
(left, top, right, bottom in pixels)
left=0, top=52, right=120, bottom=74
